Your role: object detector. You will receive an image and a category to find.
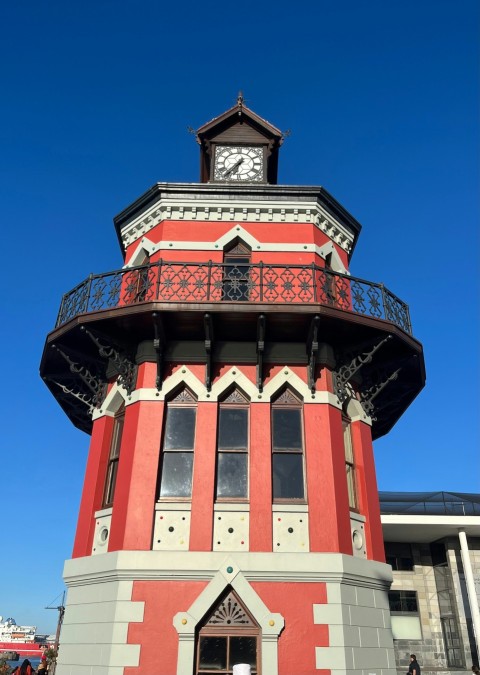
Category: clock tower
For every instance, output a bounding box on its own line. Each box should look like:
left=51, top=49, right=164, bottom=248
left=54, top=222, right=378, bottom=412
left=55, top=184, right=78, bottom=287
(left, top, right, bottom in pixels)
left=197, top=93, right=283, bottom=184
left=41, top=98, right=425, bottom=675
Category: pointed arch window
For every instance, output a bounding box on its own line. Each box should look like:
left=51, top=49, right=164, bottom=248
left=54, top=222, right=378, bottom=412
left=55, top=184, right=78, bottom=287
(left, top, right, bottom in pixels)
left=196, top=589, right=260, bottom=674
left=223, top=241, right=251, bottom=301
left=343, top=415, right=358, bottom=510
left=158, top=388, right=197, bottom=499
left=324, top=252, right=337, bottom=305
left=271, top=389, right=305, bottom=501
left=134, top=251, right=151, bottom=302
left=103, top=404, right=125, bottom=507
left=216, top=389, right=249, bottom=500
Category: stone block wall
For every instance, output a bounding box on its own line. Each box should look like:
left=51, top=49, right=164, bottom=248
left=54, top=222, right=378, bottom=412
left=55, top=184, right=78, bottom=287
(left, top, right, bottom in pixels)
left=391, top=543, right=447, bottom=671
left=391, top=537, right=480, bottom=674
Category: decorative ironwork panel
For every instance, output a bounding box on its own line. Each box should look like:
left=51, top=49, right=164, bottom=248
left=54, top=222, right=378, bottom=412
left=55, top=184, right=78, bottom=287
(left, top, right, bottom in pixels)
left=296, top=266, right=315, bottom=303
left=55, top=260, right=413, bottom=335
left=60, top=283, right=90, bottom=324
left=88, top=275, right=120, bottom=312
left=121, top=267, right=156, bottom=304
left=384, top=289, right=411, bottom=332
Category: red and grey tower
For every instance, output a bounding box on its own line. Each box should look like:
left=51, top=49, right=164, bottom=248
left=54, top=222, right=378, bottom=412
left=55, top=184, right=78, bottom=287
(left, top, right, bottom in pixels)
left=41, top=99, right=425, bottom=675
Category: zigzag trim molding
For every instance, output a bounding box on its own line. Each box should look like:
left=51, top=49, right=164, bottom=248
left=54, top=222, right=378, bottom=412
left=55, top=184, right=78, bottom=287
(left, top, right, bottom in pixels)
left=126, top=228, right=349, bottom=274
left=91, top=366, right=351, bottom=421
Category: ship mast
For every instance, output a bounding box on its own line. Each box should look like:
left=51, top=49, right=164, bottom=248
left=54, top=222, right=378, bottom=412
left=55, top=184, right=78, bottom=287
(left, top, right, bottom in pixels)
left=45, top=592, right=65, bottom=674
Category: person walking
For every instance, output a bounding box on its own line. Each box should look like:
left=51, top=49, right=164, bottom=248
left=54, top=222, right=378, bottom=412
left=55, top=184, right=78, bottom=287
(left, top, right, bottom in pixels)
left=408, top=654, right=421, bottom=675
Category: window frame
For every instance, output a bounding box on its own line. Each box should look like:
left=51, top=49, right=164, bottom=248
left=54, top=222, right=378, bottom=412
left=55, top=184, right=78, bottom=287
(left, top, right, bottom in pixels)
left=222, top=241, right=251, bottom=302
left=271, top=389, right=306, bottom=503
left=158, top=389, right=197, bottom=501
left=342, top=415, right=358, bottom=511
left=102, top=404, right=125, bottom=508
left=323, top=252, right=337, bottom=304
left=388, top=590, right=422, bottom=641
left=388, top=590, right=419, bottom=613
left=196, top=590, right=261, bottom=675
left=385, top=542, right=415, bottom=571
left=215, top=390, right=250, bottom=502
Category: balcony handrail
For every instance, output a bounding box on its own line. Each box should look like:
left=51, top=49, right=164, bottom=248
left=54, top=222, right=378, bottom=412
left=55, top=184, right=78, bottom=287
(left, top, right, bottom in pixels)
left=56, top=259, right=413, bottom=334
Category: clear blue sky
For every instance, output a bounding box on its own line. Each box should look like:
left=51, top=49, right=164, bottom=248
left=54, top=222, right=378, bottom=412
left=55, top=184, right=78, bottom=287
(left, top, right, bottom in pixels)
left=0, top=0, right=478, bottom=634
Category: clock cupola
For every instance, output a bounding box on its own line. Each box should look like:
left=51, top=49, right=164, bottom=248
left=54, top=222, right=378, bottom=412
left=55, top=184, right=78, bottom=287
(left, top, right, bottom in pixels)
left=196, top=93, right=284, bottom=184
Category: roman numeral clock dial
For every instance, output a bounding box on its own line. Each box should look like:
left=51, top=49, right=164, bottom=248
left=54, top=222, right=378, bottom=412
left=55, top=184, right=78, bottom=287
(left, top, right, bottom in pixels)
left=214, top=146, right=264, bottom=182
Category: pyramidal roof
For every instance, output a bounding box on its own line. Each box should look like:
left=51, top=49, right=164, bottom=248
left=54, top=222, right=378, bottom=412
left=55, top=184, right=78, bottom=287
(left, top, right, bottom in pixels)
left=196, top=93, right=283, bottom=141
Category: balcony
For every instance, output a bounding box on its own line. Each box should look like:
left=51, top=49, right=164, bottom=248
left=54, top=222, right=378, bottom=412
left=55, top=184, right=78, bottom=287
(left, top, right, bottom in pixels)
left=56, top=260, right=412, bottom=334
left=42, top=259, right=424, bottom=437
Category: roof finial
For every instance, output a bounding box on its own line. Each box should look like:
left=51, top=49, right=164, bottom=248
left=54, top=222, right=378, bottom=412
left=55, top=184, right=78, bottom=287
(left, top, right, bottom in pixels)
left=237, top=91, right=244, bottom=108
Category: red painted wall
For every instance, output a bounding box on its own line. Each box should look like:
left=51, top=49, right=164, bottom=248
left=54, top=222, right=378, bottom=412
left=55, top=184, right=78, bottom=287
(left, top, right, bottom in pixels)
left=252, top=581, right=329, bottom=675
left=109, top=401, right=164, bottom=551
left=125, top=219, right=350, bottom=273
left=72, top=414, right=113, bottom=558
left=249, top=403, right=272, bottom=551
left=125, top=580, right=208, bottom=675
left=189, top=402, right=217, bottom=551
left=304, top=403, right=352, bottom=554
left=124, top=579, right=329, bottom=675
left=351, top=420, right=385, bottom=562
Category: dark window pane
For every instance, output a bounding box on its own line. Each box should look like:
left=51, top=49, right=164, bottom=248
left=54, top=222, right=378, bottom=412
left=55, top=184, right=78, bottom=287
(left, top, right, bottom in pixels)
left=388, top=590, right=418, bottom=613
left=164, top=407, right=196, bottom=450
left=385, top=542, right=414, bottom=570
left=199, top=636, right=227, bottom=670
left=405, top=593, right=418, bottom=612
left=218, top=408, right=248, bottom=449
left=225, top=255, right=250, bottom=265
left=110, top=416, right=124, bottom=459
left=104, top=460, right=119, bottom=506
left=272, top=409, right=302, bottom=450
left=388, top=591, right=401, bottom=612
left=272, top=453, right=304, bottom=499
left=230, top=636, right=257, bottom=668
left=160, top=452, right=193, bottom=498
left=216, top=453, right=248, bottom=498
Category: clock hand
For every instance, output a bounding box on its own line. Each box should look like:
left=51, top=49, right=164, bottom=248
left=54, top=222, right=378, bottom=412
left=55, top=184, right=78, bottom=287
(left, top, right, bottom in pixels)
left=223, top=157, right=244, bottom=177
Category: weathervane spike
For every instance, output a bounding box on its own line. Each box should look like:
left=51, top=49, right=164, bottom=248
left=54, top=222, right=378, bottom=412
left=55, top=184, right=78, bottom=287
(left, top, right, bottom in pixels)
left=237, top=91, right=244, bottom=107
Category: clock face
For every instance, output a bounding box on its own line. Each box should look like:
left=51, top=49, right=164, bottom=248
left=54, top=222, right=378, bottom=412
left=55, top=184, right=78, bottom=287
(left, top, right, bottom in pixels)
left=214, top=146, right=264, bottom=182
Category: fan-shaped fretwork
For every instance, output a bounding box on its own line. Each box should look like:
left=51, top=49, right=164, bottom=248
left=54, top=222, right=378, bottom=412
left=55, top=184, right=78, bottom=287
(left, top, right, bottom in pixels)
left=205, top=590, right=256, bottom=628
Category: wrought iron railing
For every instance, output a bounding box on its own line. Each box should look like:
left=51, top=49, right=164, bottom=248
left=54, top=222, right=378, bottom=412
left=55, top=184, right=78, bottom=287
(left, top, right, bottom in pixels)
left=56, top=260, right=412, bottom=333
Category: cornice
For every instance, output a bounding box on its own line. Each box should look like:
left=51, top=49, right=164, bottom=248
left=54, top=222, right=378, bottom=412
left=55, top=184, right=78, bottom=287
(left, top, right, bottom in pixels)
left=63, top=551, right=392, bottom=589
left=118, top=195, right=356, bottom=255
left=114, top=183, right=362, bottom=256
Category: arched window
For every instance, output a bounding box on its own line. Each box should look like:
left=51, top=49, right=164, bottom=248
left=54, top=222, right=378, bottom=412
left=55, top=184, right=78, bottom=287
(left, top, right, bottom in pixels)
left=103, top=404, right=125, bottom=507
left=271, top=389, right=305, bottom=501
left=196, top=589, right=260, bottom=674
left=134, top=251, right=151, bottom=302
left=342, top=415, right=358, bottom=510
left=216, top=389, right=249, bottom=500
left=223, top=241, right=251, bottom=301
left=323, top=252, right=337, bottom=305
left=158, top=387, right=197, bottom=499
